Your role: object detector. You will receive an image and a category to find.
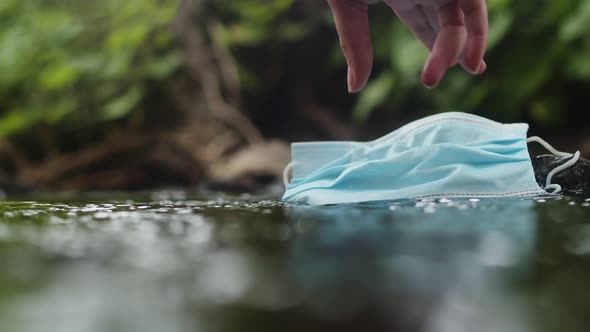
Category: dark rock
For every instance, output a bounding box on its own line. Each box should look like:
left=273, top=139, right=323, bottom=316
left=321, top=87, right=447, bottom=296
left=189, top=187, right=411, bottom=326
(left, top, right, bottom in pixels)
left=206, top=140, right=290, bottom=193
left=532, top=155, right=590, bottom=197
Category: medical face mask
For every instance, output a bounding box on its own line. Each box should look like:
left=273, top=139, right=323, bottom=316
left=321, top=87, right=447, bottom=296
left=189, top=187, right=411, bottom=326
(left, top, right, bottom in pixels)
left=282, top=112, right=580, bottom=205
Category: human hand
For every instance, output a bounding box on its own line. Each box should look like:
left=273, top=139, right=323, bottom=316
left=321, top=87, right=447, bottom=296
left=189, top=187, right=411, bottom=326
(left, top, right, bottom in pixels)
left=327, top=0, right=488, bottom=92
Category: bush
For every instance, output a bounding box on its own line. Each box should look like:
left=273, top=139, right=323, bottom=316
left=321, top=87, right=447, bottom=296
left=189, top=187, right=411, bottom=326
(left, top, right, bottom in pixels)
left=0, top=0, right=180, bottom=137
left=2, top=0, right=590, bottom=141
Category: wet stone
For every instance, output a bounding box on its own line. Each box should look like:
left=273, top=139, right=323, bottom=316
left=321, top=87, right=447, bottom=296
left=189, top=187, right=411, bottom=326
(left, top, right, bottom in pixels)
left=532, top=155, right=590, bottom=197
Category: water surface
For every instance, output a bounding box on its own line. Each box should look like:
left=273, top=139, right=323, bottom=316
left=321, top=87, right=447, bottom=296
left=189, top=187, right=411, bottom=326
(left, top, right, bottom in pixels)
left=1, top=193, right=590, bottom=332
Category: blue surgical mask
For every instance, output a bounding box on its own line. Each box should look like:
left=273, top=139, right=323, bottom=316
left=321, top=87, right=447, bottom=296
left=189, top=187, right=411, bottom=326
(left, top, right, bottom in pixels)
left=282, top=112, right=580, bottom=205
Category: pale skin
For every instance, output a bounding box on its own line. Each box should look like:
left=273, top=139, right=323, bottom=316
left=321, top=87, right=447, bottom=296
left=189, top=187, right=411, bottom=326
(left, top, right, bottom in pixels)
left=327, top=0, right=489, bottom=92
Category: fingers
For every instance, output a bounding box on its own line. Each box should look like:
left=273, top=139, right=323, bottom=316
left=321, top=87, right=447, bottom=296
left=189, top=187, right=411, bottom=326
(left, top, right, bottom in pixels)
left=393, top=6, right=437, bottom=50
left=421, top=2, right=466, bottom=88
left=459, top=0, right=488, bottom=72
left=424, top=3, right=485, bottom=77
left=423, top=6, right=440, bottom=33
left=327, top=0, right=373, bottom=93
left=330, top=0, right=488, bottom=91
left=391, top=0, right=488, bottom=88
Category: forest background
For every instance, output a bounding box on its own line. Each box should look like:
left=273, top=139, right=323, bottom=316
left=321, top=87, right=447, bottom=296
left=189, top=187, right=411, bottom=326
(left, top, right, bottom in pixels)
left=1, top=0, right=589, bottom=192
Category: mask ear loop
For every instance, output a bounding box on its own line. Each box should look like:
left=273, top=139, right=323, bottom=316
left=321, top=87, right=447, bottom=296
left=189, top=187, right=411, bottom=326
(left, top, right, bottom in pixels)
left=527, top=136, right=581, bottom=194
left=283, top=162, right=295, bottom=188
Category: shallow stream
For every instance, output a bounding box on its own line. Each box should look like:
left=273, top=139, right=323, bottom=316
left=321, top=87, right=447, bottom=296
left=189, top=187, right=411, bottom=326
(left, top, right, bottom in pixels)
left=1, top=193, right=589, bottom=332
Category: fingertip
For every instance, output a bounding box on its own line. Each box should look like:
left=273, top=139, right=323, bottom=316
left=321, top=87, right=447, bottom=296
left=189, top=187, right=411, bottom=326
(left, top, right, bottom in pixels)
left=477, top=60, right=487, bottom=74
left=422, top=79, right=437, bottom=89
left=422, top=51, right=454, bottom=89
left=422, top=76, right=438, bottom=89
left=421, top=61, right=440, bottom=89
left=459, top=0, right=488, bottom=72
left=348, top=78, right=369, bottom=94
left=328, top=0, right=372, bottom=93
left=459, top=54, right=486, bottom=75
left=347, top=67, right=365, bottom=93
left=464, top=37, right=486, bottom=72
left=347, top=55, right=372, bottom=93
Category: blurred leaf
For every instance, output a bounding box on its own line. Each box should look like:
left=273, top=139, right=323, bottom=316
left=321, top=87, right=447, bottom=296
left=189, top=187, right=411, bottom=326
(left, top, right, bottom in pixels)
left=0, top=0, right=179, bottom=138
left=353, top=73, right=395, bottom=122
left=38, top=64, right=79, bottom=91
left=0, top=110, right=30, bottom=136
left=219, top=23, right=269, bottom=46
left=529, top=95, right=568, bottom=129
left=560, top=1, right=590, bottom=42
left=45, top=98, right=77, bottom=123
left=564, top=51, right=590, bottom=79
left=0, top=108, right=44, bottom=136
left=390, top=23, right=428, bottom=84
left=102, top=87, right=143, bottom=120
left=0, top=0, right=18, bottom=17
left=106, top=23, right=150, bottom=51
left=276, top=23, right=309, bottom=41
left=145, top=52, right=182, bottom=79
left=488, top=10, right=514, bottom=48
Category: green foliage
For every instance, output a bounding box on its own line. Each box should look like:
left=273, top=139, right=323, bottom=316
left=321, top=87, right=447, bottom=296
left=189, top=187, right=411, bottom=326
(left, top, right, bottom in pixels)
left=353, top=72, right=395, bottom=122
left=208, top=0, right=311, bottom=94
left=211, top=0, right=308, bottom=47
left=2, top=0, right=589, bottom=140
left=0, top=0, right=180, bottom=136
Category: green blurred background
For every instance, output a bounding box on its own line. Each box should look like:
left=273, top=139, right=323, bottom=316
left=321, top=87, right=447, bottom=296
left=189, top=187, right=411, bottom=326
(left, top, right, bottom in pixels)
left=1, top=0, right=589, bottom=191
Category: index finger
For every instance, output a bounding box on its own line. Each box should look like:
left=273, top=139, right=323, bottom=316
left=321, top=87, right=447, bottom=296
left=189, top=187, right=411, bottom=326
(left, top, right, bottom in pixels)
left=327, top=0, right=373, bottom=93
left=459, top=0, right=488, bottom=72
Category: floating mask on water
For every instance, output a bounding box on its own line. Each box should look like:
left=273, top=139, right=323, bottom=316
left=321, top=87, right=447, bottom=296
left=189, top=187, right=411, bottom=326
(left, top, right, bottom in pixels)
left=282, top=112, right=580, bottom=205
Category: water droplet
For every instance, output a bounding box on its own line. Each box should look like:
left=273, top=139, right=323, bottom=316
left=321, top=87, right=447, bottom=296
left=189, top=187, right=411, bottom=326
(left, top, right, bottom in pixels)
left=477, top=232, right=517, bottom=267
left=415, top=202, right=427, bottom=208
left=93, top=212, right=110, bottom=220
left=0, top=224, right=9, bottom=239
left=169, top=220, right=184, bottom=235
left=424, top=205, right=436, bottom=214
left=196, top=251, right=251, bottom=304
left=564, top=225, right=590, bottom=256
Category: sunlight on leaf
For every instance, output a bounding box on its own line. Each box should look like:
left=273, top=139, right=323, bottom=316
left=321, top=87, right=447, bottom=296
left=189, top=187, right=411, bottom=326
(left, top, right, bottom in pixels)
left=353, top=73, right=395, bottom=122
left=102, top=87, right=143, bottom=121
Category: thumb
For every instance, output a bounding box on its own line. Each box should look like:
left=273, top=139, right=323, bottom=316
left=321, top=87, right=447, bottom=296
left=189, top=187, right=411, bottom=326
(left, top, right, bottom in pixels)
left=328, top=0, right=373, bottom=93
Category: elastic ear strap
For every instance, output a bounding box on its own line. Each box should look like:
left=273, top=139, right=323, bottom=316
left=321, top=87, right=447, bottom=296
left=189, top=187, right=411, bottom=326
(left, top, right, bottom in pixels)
left=527, top=136, right=572, bottom=158
left=527, top=136, right=581, bottom=194
left=283, top=162, right=295, bottom=188
left=545, top=151, right=581, bottom=189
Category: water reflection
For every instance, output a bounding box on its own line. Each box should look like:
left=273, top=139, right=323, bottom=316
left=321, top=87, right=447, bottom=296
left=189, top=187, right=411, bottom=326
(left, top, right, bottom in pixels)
left=0, top=196, right=589, bottom=332
left=284, top=199, right=537, bottom=332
